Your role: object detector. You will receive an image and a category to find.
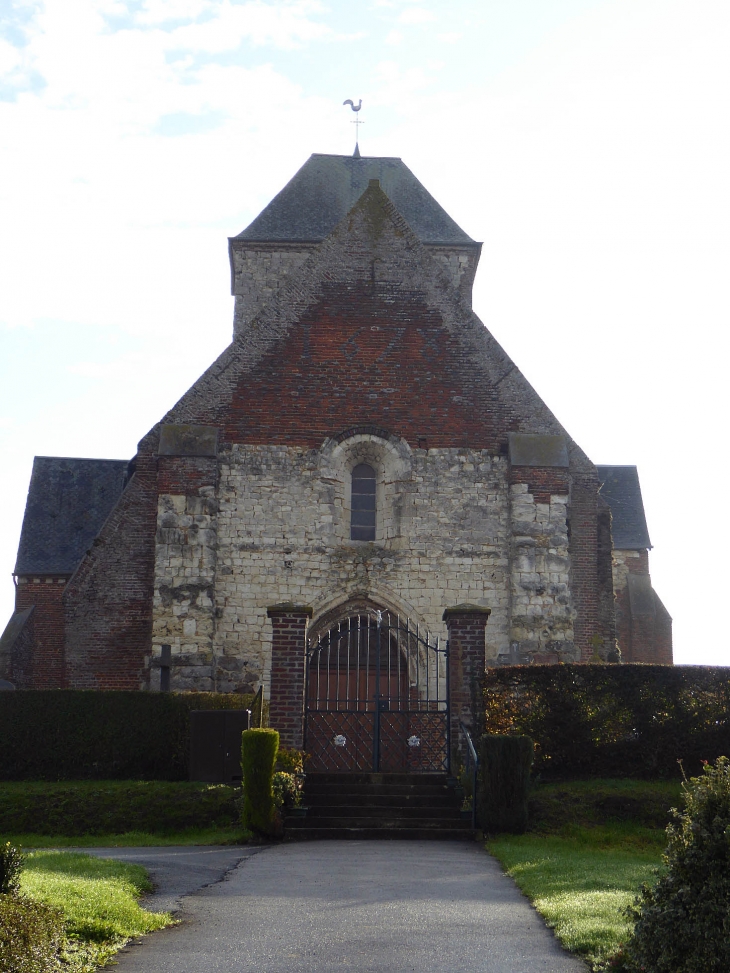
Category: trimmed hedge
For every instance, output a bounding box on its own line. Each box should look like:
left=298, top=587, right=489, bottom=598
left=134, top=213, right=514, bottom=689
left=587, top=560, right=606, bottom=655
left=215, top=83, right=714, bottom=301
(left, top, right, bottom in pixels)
left=0, top=691, right=253, bottom=781
left=477, top=735, right=534, bottom=833
left=0, top=894, right=65, bottom=973
left=483, top=664, right=730, bottom=780
left=0, top=781, right=239, bottom=836
left=241, top=729, right=279, bottom=836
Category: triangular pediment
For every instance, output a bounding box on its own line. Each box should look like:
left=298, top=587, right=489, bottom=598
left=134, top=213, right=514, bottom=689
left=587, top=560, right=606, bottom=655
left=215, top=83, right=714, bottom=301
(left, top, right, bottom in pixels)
left=139, top=179, right=592, bottom=470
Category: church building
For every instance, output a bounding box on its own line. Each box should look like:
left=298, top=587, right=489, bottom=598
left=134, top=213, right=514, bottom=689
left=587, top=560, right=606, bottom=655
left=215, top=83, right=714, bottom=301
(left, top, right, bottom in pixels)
left=1, top=152, right=672, bottom=763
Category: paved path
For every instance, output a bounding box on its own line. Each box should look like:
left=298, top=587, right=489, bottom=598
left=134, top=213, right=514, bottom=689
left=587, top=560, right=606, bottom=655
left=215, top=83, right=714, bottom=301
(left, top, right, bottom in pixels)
left=96, top=841, right=586, bottom=973
left=75, top=846, right=259, bottom=915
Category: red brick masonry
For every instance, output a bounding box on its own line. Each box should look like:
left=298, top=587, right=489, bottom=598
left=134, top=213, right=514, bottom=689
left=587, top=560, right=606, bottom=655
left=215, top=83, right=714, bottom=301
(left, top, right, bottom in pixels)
left=267, top=604, right=313, bottom=749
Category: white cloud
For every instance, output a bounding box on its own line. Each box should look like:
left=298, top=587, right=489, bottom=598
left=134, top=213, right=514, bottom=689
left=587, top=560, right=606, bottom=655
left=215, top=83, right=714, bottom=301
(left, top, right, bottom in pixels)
left=104, top=0, right=217, bottom=28
left=162, top=1, right=335, bottom=53
left=397, top=7, right=436, bottom=25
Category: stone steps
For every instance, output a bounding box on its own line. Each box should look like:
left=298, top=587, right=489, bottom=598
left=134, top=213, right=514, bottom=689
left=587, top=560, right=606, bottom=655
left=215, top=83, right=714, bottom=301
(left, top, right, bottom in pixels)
left=285, top=772, right=475, bottom=841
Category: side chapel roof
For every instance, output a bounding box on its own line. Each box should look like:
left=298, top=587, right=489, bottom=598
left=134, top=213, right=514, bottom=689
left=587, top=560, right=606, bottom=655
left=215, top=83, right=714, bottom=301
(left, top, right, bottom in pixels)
left=233, top=153, right=478, bottom=246
left=15, top=457, right=129, bottom=575
left=597, top=465, right=652, bottom=550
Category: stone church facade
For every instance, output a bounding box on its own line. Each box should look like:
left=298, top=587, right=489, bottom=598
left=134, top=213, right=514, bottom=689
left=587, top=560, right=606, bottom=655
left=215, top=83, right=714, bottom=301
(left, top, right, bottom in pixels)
left=1, top=153, right=672, bottom=745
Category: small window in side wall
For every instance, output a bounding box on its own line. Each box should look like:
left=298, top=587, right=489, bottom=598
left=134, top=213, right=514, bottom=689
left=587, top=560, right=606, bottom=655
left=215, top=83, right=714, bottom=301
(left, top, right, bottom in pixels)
left=351, top=464, right=376, bottom=541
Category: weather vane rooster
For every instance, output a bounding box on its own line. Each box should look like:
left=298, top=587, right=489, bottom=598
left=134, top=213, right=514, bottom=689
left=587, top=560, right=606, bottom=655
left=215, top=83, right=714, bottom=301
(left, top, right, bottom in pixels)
left=343, top=99, right=363, bottom=156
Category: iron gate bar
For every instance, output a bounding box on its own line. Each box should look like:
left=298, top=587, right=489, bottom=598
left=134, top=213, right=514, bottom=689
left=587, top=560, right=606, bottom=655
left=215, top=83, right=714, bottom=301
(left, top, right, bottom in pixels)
left=305, top=610, right=450, bottom=773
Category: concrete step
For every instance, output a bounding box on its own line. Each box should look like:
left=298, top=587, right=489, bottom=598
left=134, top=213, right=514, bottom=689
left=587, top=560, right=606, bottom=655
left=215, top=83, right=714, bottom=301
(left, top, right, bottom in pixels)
left=287, top=815, right=472, bottom=830
left=305, top=773, right=451, bottom=786
left=284, top=825, right=477, bottom=841
left=304, top=792, right=458, bottom=807
left=303, top=804, right=466, bottom=820
left=304, top=781, right=458, bottom=798
left=285, top=772, right=470, bottom=842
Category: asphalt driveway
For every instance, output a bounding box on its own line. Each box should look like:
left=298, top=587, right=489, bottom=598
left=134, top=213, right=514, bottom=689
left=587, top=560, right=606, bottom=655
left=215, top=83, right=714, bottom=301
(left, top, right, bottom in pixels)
left=86, top=840, right=586, bottom=973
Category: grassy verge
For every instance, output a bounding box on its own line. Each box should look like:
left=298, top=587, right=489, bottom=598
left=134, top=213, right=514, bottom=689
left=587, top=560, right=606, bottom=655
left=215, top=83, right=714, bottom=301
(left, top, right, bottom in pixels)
left=8, top=827, right=250, bottom=847
left=488, top=832, right=661, bottom=969
left=19, top=850, right=173, bottom=971
left=486, top=779, right=681, bottom=971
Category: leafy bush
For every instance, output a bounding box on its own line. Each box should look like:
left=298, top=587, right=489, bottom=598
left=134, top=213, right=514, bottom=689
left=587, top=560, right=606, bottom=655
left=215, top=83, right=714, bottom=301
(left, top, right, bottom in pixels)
left=275, top=748, right=305, bottom=774
left=240, top=729, right=279, bottom=836
left=482, top=665, right=730, bottom=779
left=0, top=691, right=254, bottom=781
left=272, top=772, right=302, bottom=810
left=0, top=894, right=65, bottom=973
left=272, top=749, right=304, bottom=810
left=0, top=844, right=23, bottom=896
left=477, top=734, right=534, bottom=833
left=617, top=756, right=730, bottom=973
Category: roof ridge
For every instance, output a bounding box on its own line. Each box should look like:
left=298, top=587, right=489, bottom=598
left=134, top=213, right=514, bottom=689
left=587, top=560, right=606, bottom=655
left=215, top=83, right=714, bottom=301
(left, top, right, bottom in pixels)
left=232, top=153, right=476, bottom=246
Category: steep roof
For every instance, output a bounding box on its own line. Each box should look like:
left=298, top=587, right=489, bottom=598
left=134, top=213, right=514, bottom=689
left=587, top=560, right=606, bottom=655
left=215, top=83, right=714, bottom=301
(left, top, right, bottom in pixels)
left=597, top=465, right=652, bottom=550
left=15, top=457, right=129, bottom=575
left=148, top=179, right=593, bottom=472
left=233, top=154, right=477, bottom=246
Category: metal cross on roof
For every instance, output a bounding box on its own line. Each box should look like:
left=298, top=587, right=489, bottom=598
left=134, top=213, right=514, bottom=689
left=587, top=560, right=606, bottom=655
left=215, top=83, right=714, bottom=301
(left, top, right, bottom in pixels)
left=343, top=99, right=364, bottom=153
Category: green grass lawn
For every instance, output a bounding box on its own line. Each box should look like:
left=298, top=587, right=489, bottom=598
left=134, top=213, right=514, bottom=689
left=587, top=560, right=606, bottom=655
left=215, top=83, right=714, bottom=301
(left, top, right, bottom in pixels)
left=488, top=832, right=661, bottom=970
left=487, top=779, right=681, bottom=971
left=8, top=826, right=249, bottom=847
left=19, top=850, right=173, bottom=971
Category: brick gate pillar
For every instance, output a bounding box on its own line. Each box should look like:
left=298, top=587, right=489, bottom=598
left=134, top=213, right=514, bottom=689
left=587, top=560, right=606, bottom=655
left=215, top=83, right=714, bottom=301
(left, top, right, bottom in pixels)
left=267, top=603, right=313, bottom=750
left=443, top=604, right=491, bottom=756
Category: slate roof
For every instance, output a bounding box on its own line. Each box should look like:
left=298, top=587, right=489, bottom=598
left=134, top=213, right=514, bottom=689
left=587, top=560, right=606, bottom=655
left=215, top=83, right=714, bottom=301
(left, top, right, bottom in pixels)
left=15, top=457, right=129, bottom=575
left=0, top=607, right=33, bottom=665
left=233, top=154, right=477, bottom=246
left=597, top=465, right=652, bottom=550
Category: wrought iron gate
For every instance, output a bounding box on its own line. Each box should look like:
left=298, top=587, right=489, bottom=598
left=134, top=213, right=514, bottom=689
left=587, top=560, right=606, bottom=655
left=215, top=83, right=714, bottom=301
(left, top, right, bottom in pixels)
left=304, top=611, right=450, bottom=773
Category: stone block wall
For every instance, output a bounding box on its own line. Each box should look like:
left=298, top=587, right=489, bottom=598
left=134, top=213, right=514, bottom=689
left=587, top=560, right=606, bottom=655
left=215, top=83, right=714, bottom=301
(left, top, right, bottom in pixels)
left=151, top=450, right=219, bottom=690
left=229, top=240, right=480, bottom=340
left=212, top=441, right=512, bottom=691
left=148, top=432, right=609, bottom=694
left=507, top=483, right=576, bottom=663
left=230, top=242, right=316, bottom=336
left=423, top=245, right=480, bottom=306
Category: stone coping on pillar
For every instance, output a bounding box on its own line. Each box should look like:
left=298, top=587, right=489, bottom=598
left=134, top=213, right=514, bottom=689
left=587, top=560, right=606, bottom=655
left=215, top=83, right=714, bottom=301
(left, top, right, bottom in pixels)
left=266, top=603, right=314, bottom=618
left=442, top=604, right=492, bottom=622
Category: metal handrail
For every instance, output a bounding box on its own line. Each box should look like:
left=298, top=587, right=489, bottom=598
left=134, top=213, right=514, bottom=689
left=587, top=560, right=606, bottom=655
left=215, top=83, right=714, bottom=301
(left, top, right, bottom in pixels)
left=460, top=720, right=479, bottom=829
left=250, top=686, right=264, bottom=728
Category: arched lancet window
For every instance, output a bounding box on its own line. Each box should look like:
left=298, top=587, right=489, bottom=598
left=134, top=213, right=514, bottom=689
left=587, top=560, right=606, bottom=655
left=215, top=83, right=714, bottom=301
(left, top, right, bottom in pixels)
left=350, top=464, right=376, bottom=541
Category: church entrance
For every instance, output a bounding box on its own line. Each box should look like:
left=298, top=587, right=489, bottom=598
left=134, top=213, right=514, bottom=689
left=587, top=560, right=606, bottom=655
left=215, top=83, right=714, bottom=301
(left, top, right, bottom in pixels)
left=304, top=611, right=450, bottom=773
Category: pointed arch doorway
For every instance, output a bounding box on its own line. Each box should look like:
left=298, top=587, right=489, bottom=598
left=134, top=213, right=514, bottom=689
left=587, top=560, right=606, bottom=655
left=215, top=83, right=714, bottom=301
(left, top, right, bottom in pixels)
left=304, top=610, right=450, bottom=773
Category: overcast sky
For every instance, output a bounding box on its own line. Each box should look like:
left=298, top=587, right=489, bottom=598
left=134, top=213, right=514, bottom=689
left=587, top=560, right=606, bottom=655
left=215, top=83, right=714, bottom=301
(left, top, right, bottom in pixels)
left=1, top=0, right=728, bottom=665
